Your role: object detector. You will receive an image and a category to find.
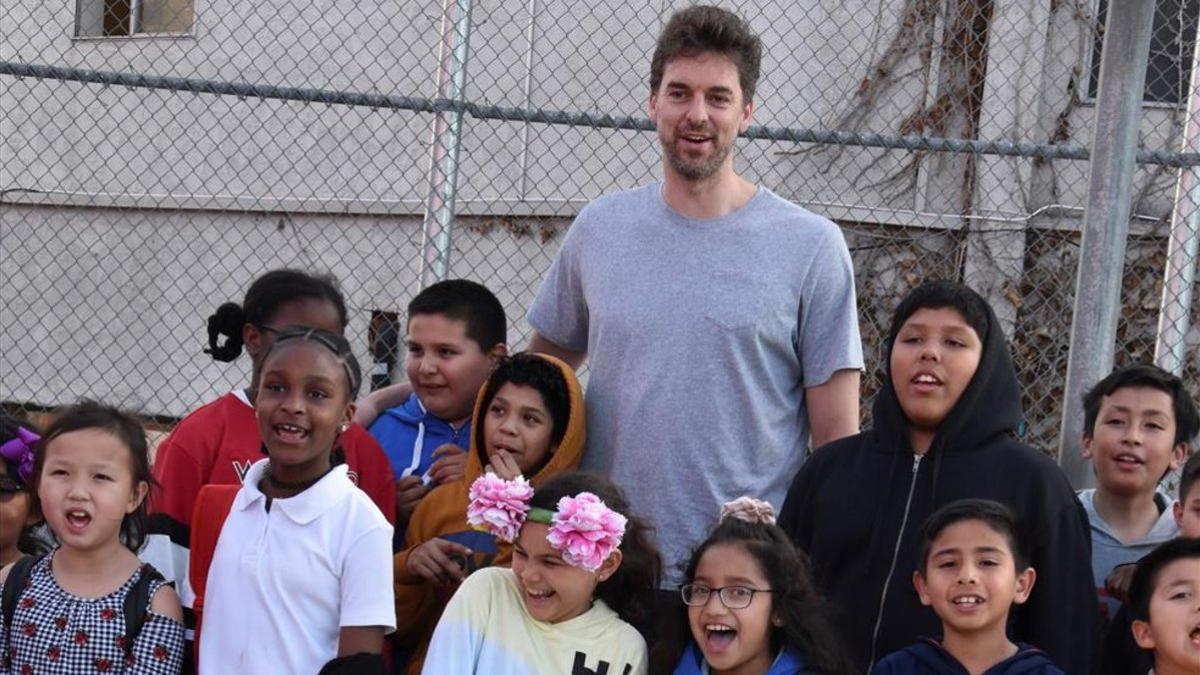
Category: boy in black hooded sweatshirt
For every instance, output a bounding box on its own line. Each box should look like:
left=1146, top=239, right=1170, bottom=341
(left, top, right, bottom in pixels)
left=778, top=280, right=1097, bottom=674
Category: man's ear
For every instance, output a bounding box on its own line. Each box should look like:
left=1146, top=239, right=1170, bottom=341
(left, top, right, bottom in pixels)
left=738, top=99, right=754, bottom=133
left=648, top=90, right=659, bottom=119
left=912, top=570, right=932, bottom=607
left=1013, top=567, right=1037, bottom=605
left=1131, top=619, right=1156, bottom=650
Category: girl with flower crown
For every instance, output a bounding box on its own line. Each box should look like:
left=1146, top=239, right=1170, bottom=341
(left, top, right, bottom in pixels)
left=423, top=471, right=661, bottom=674
left=651, top=497, right=857, bottom=675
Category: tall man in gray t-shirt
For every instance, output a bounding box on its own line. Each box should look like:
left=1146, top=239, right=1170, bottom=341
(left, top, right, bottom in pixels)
left=528, top=6, right=864, bottom=582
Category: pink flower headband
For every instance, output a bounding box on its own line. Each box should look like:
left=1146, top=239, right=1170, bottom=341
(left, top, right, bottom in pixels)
left=720, top=496, right=776, bottom=525
left=467, top=474, right=627, bottom=573
left=0, top=426, right=39, bottom=484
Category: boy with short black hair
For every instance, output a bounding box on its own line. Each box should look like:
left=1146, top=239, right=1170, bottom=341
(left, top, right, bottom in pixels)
left=779, top=280, right=1097, bottom=674
left=1078, top=363, right=1199, bottom=620
left=1126, top=537, right=1200, bottom=675
left=872, top=499, right=1066, bottom=674
left=369, top=279, right=507, bottom=531
left=1099, top=450, right=1200, bottom=675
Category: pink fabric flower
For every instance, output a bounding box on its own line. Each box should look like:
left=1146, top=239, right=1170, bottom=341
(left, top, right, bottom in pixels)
left=467, top=474, right=533, bottom=542
left=546, top=492, right=627, bottom=573
left=719, top=496, right=776, bottom=525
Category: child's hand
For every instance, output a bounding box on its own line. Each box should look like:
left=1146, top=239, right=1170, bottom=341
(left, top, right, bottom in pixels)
left=486, top=449, right=522, bottom=481
left=407, top=538, right=473, bottom=585
left=428, top=444, right=468, bottom=485
left=1105, top=563, right=1138, bottom=603
left=395, top=475, right=430, bottom=524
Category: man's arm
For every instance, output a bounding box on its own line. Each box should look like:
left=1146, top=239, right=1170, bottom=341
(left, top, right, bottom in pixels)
left=805, top=368, right=860, bottom=448
left=527, top=331, right=587, bottom=371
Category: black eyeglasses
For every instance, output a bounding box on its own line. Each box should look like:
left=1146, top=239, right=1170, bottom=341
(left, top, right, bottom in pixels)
left=0, top=477, right=23, bottom=502
left=680, top=583, right=773, bottom=610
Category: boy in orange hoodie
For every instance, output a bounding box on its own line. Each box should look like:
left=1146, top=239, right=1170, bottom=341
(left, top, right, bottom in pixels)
left=392, top=352, right=586, bottom=673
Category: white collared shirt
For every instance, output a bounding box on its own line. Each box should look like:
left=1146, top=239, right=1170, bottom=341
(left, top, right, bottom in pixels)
left=198, top=459, right=394, bottom=675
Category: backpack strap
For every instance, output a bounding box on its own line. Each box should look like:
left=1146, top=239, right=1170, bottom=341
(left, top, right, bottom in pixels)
left=118, top=563, right=165, bottom=658
left=2, top=554, right=42, bottom=633
left=188, top=484, right=239, bottom=666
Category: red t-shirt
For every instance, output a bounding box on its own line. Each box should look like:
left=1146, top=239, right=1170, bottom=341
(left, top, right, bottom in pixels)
left=149, top=391, right=396, bottom=543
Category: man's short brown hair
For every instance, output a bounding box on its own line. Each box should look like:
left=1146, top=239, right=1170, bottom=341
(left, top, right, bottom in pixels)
left=650, top=5, right=763, bottom=103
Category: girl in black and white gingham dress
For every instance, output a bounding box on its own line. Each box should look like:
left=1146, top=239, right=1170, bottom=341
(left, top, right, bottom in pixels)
left=0, top=552, right=183, bottom=674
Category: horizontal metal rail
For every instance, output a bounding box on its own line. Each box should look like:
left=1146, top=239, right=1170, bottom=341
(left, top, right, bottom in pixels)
left=4, top=60, right=1200, bottom=167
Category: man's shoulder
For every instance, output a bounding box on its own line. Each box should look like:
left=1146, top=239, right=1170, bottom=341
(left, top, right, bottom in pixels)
left=576, top=184, right=659, bottom=222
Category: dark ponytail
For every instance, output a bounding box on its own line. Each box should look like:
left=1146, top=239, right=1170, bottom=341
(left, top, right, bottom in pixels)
left=529, top=473, right=662, bottom=629
left=204, top=302, right=247, bottom=362
left=204, top=269, right=349, bottom=362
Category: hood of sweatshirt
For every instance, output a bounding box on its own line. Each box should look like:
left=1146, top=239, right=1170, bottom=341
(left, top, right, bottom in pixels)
left=872, top=295, right=1024, bottom=457
left=674, top=642, right=810, bottom=675
left=462, top=352, right=587, bottom=487
left=893, top=639, right=1063, bottom=674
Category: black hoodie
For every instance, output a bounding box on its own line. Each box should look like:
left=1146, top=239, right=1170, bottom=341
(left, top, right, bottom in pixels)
left=778, top=298, right=1098, bottom=674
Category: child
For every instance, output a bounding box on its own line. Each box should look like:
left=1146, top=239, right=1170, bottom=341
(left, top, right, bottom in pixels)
left=423, top=471, right=660, bottom=674
left=367, top=279, right=507, bottom=531
left=144, top=269, right=395, bottom=601
left=1100, top=450, right=1200, bottom=675
left=192, top=328, right=394, bottom=674
left=0, top=412, right=45, bottom=567
left=1077, top=363, right=1198, bottom=620
left=393, top=351, right=585, bottom=674
left=778, top=280, right=1096, bottom=673
left=872, top=499, right=1066, bottom=674
left=652, top=497, right=856, bottom=675
left=0, top=401, right=185, bottom=674
left=1126, top=537, right=1200, bottom=675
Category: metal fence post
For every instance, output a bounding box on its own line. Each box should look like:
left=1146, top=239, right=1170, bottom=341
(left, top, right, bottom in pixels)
left=1058, top=0, right=1156, bottom=488
left=1155, top=11, right=1200, bottom=377
left=420, top=0, right=474, bottom=288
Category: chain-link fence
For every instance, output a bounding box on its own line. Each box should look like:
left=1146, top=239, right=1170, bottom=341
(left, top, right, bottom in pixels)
left=2, top=1, right=1198, bottom=466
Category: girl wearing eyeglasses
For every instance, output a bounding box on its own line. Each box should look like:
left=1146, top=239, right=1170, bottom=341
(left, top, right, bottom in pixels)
left=652, top=497, right=856, bottom=675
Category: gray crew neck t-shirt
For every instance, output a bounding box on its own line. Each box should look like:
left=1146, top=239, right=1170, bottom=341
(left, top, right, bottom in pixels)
left=528, top=183, right=863, bottom=582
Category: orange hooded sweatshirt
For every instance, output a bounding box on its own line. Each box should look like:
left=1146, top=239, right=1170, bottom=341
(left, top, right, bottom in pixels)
left=392, top=353, right=586, bottom=673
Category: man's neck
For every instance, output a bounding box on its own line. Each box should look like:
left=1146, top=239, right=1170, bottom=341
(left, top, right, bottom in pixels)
left=660, top=165, right=756, bottom=220
left=1093, top=487, right=1162, bottom=544
left=941, top=628, right=1018, bottom=675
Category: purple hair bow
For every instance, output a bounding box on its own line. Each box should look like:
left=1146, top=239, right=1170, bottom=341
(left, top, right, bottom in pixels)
left=0, top=426, right=40, bottom=483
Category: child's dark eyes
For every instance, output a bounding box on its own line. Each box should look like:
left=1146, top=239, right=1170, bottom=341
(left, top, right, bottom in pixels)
left=523, top=414, right=543, bottom=425
left=49, top=469, right=67, bottom=477
left=94, top=473, right=113, bottom=482
left=1168, top=590, right=1193, bottom=601
left=308, top=389, right=330, bottom=400
left=264, top=383, right=285, bottom=393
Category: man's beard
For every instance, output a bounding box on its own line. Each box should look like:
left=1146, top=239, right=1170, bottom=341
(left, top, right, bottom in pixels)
left=661, top=129, right=733, bottom=182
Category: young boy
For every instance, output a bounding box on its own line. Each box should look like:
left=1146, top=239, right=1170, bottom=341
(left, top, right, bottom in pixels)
left=1100, top=451, right=1200, bottom=675
left=1127, top=537, right=1200, bottom=675
left=392, top=352, right=586, bottom=675
left=872, top=499, right=1066, bottom=674
left=779, top=280, right=1097, bottom=674
left=1078, top=364, right=1199, bottom=620
left=368, top=279, right=507, bottom=532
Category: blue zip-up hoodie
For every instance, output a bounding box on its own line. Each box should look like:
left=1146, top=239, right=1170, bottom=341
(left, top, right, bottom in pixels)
left=673, top=642, right=811, bottom=675
left=871, top=639, right=1067, bottom=675
left=369, top=392, right=470, bottom=484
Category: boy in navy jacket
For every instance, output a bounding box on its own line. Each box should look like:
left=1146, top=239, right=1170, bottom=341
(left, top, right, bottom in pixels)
left=871, top=499, right=1066, bottom=675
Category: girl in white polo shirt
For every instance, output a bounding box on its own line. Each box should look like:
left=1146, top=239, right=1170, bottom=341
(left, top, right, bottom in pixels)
left=192, top=328, right=394, bottom=675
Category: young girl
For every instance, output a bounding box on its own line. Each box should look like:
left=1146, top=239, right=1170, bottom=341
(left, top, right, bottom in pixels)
left=0, top=412, right=46, bottom=567
left=0, top=401, right=184, bottom=674
left=143, top=269, right=395, bottom=600
left=193, top=328, right=394, bottom=675
left=423, top=471, right=661, bottom=674
left=653, top=497, right=856, bottom=675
